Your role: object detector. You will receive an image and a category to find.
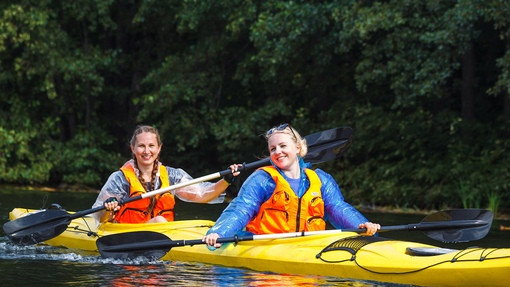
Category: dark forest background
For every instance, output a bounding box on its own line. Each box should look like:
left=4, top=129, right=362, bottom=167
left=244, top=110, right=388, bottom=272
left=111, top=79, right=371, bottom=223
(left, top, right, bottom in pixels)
left=1, top=0, right=508, bottom=213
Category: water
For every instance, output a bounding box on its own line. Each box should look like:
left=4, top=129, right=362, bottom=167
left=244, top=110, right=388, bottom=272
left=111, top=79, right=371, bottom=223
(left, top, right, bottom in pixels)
left=1, top=187, right=509, bottom=286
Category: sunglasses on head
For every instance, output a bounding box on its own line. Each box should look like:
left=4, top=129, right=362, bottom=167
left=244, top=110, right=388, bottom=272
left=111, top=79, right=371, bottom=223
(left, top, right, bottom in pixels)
left=266, top=123, right=297, bottom=140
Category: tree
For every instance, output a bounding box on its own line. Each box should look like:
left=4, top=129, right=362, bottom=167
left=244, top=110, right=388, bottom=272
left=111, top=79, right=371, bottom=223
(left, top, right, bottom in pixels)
left=0, top=0, right=508, bottom=212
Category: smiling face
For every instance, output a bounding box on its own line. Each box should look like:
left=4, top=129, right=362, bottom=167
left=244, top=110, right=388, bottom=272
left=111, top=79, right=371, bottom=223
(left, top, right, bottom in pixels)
left=130, top=131, right=162, bottom=169
left=267, top=132, right=300, bottom=172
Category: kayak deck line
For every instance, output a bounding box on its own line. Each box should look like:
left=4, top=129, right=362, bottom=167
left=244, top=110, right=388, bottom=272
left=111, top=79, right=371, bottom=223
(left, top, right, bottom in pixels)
left=69, top=217, right=99, bottom=238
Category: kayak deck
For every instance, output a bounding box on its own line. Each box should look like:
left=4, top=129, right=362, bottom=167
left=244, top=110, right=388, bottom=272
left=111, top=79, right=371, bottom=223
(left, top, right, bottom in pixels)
left=7, top=208, right=510, bottom=287
left=160, top=229, right=510, bottom=287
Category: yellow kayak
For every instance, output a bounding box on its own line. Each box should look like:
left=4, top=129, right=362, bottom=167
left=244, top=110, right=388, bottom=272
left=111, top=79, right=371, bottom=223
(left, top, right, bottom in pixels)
left=8, top=208, right=510, bottom=287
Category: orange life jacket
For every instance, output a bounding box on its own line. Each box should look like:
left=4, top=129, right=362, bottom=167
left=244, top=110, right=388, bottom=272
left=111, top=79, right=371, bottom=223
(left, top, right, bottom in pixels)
left=115, top=162, right=175, bottom=223
left=245, top=166, right=325, bottom=234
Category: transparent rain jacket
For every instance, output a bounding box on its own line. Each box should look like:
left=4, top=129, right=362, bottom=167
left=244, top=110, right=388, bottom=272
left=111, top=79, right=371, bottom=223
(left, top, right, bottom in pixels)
left=92, top=160, right=224, bottom=223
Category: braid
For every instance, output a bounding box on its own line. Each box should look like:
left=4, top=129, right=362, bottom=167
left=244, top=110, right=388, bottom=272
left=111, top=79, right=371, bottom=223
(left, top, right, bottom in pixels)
left=150, top=157, right=159, bottom=191
left=132, top=158, right=148, bottom=191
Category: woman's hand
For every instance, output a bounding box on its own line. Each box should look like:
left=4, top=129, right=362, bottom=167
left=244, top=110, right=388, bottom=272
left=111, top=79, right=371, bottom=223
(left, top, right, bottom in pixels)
left=223, top=164, right=242, bottom=184
left=104, top=197, right=120, bottom=212
left=202, top=233, right=222, bottom=248
left=358, top=222, right=381, bottom=236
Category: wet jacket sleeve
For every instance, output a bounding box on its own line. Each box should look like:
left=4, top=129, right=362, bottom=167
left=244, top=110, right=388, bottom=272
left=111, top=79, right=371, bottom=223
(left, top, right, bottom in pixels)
left=315, top=168, right=369, bottom=229
left=166, top=167, right=225, bottom=204
left=91, top=171, right=130, bottom=222
left=207, top=169, right=275, bottom=238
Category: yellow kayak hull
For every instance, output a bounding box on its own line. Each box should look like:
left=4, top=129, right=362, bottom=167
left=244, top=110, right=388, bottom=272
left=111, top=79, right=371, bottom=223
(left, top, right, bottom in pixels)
left=8, top=208, right=510, bottom=287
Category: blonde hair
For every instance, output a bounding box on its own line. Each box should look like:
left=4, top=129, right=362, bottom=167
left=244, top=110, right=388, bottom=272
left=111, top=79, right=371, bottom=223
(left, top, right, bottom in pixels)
left=265, top=124, right=308, bottom=158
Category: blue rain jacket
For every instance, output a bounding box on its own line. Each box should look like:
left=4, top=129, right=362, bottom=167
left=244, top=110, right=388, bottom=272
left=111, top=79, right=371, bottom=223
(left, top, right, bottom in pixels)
left=208, top=158, right=369, bottom=238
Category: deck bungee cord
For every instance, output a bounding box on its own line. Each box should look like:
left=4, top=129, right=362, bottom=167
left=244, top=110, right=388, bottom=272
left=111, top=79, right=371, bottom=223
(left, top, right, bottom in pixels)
left=69, top=218, right=99, bottom=238
left=316, top=235, right=510, bottom=275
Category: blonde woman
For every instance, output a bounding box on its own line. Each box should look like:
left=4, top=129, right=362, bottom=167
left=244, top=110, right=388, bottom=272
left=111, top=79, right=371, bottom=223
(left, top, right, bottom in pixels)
left=204, top=124, right=379, bottom=248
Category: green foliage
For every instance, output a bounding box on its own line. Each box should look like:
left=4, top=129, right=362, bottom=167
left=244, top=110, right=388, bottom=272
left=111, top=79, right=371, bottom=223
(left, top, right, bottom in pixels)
left=0, top=126, right=54, bottom=184
left=53, top=129, right=123, bottom=187
left=487, top=191, right=501, bottom=216
left=0, top=0, right=508, bottom=214
left=338, top=104, right=510, bottom=211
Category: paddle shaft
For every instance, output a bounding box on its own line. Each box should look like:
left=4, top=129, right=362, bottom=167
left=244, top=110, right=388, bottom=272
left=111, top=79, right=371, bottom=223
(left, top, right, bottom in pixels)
left=377, top=220, right=489, bottom=232
left=99, top=229, right=348, bottom=252
left=97, top=215, right=493, bottom=255
left=71, top=158, right=270, bottom=219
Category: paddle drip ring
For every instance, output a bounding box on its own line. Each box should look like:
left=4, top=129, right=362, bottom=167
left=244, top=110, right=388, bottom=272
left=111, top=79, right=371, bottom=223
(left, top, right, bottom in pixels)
left=316, top=236, right=391, bottom=262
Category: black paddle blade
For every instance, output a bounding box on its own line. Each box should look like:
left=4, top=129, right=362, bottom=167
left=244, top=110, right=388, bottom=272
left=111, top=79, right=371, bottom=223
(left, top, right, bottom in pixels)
left=420, top=209, right=494, bottom=243
left=304, top=127, right=353, bottom=164
left=304, top=127, right=353, bottom=147
left=2, top=209, right=72, bottom=245
left=97, top=231, right=172, bottom=259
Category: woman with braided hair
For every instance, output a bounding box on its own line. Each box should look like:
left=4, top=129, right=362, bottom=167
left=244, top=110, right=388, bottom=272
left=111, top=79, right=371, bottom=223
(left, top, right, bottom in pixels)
left=92, top=125, right=240, bottom=224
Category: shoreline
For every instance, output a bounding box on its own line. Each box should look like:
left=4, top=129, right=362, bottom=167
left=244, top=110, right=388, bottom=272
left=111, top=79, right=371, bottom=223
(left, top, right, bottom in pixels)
left=0, top=183, right=100, bottom=194
left=2, top=183, right=509, bottom=221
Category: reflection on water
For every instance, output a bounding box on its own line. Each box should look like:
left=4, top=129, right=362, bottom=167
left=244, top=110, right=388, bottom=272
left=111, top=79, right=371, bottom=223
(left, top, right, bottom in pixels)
left=1, top=188, right=509, bottom=286
left=0, top=238, right=384, bottom=286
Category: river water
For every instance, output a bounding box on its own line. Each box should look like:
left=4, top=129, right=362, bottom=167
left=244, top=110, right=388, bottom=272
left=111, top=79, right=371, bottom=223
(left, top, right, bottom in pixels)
left=1, top=188, right=509, bottom=286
